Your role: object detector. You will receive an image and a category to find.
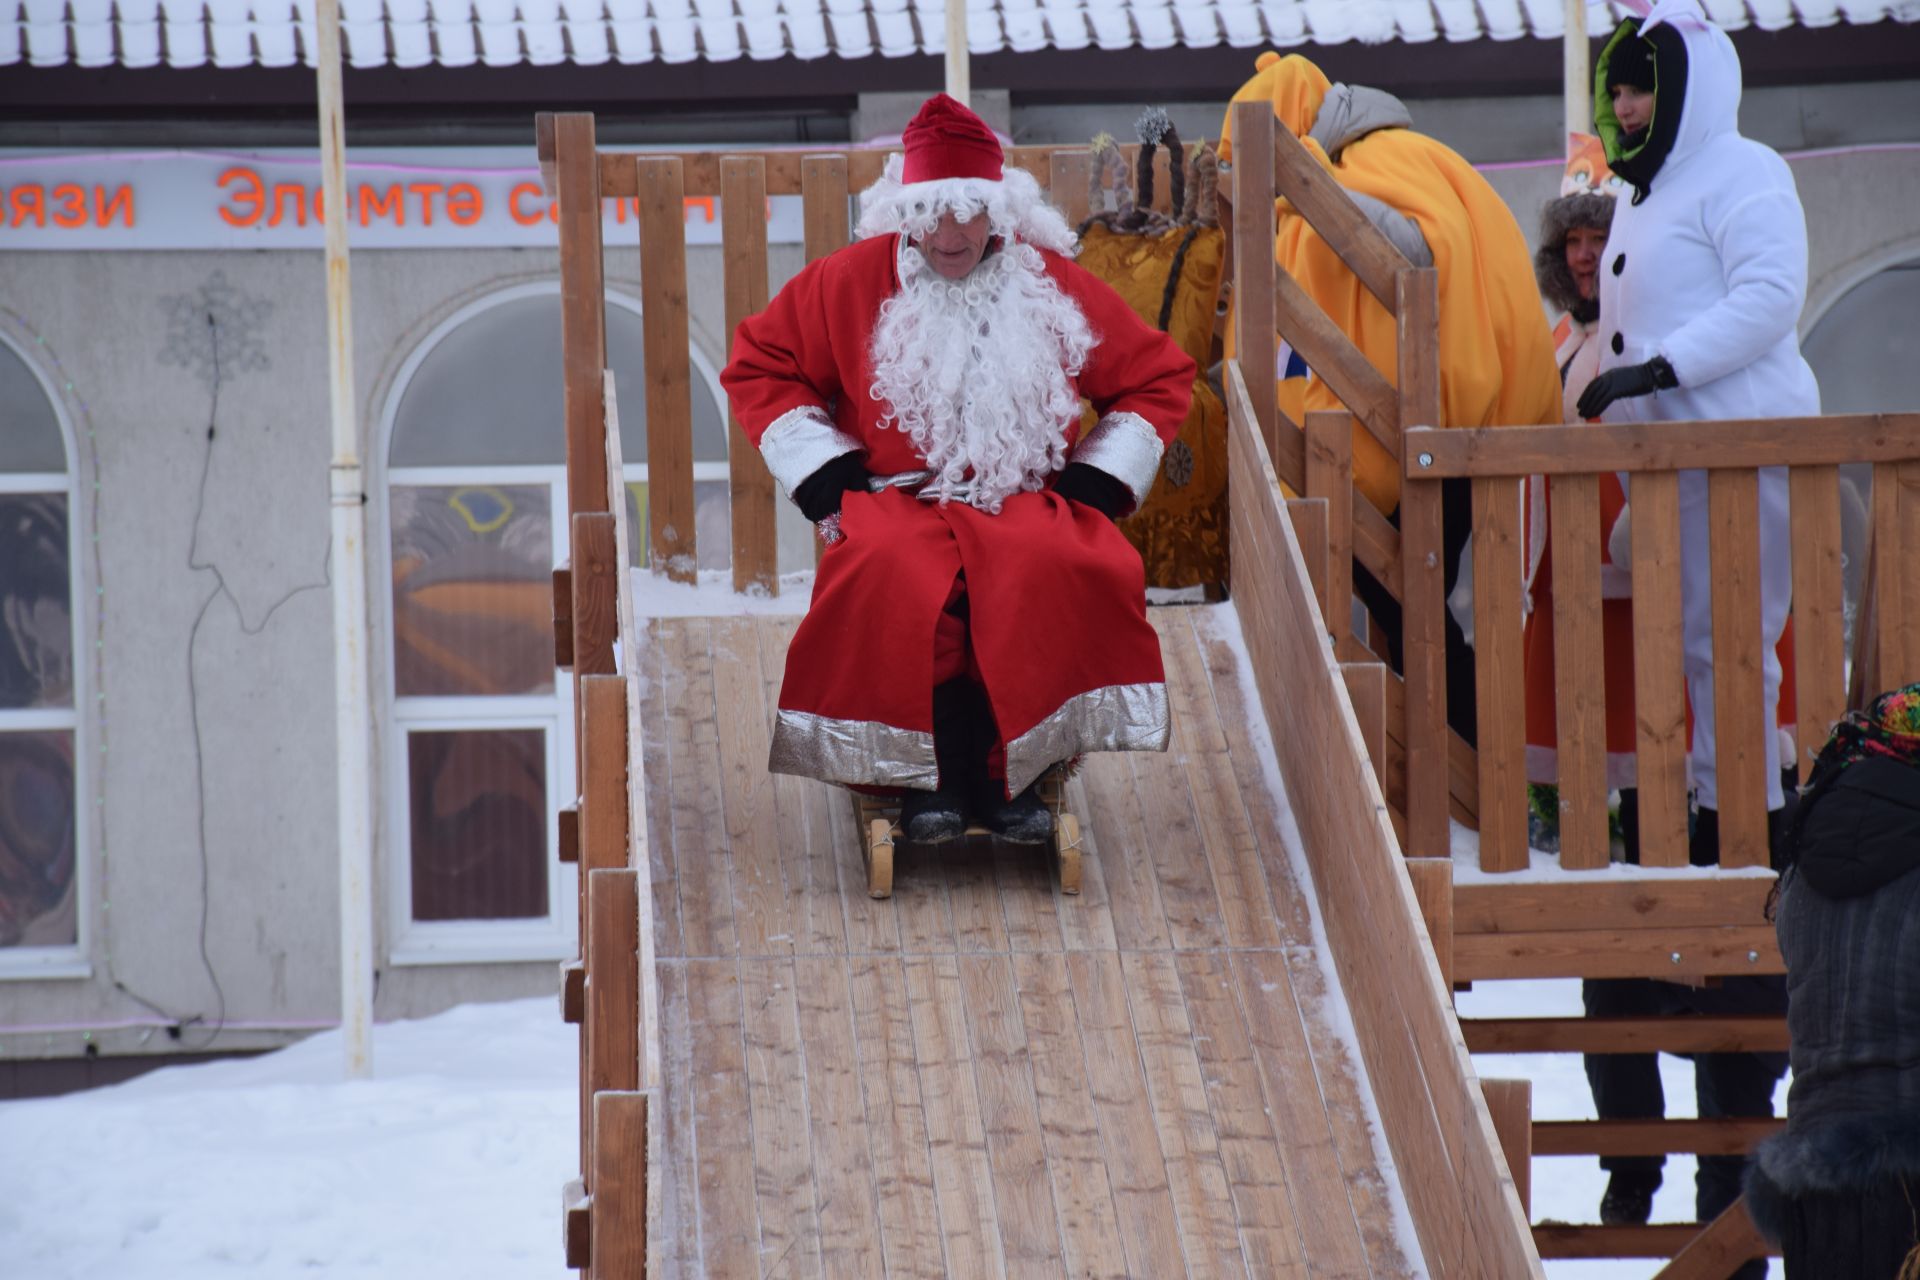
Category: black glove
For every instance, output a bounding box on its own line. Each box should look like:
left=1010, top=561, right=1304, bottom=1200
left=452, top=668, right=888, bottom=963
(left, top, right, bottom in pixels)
left=791, top=452, right=871, bottom=524
left=1052, top=463, right=1131, bottom=521
left=1576, top=355, right=1679, bottom=420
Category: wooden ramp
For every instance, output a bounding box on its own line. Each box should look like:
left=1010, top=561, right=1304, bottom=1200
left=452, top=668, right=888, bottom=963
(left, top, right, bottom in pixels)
left=635, top=606, right=1412, bottom=1279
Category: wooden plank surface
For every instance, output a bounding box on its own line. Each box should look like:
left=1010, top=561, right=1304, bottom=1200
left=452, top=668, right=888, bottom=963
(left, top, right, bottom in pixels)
left=1548, top=472, right=1609, bottom=869
left=739, top=958, right=825, bottom=1278
left=721, top=155, right=778, bottom=594
left=799, top=154, right=849, bottom=264
left=1285, top=497, right=1330, bottom=631
left=1652, top=1197, right=1770, bottom=1279
left=635, top=155, right=696, bottom=581
left=1461, top=1014, right=1789, bottom=1055
left=1227, top=363, right=1542, bottom=1277
left=1707, top=469, right=1769, bottom=867
left=1453, top=875, right=1776, bottom=934
left=1049, top=149, right=1091, bottom=228
left=1472, top=474, right=1528, bottom=872
left=630, top=607, right=1470, bottom=1276
left=1876, top=459, right=1920, bottom=689
left=1532, top=1118, right=1781, bottom=1157
left=1454, top=926, right=1782, bottom=982
left=1628, top=469, right=1690, bottom=866
left=1405, top=412, right=1920, bottom=477
left=1480, top=1078, right=1531, bottom=1218
left=586, top=867, right=641, bottom=1102
left=1537, top=1221, right=1778, bottom=1260
left=1789, top=464, right=1846, bottom=781
left=590, top=1091, right=650, bottom=1279
left=1276, top=272, right=1401, bottom=453
left=600, top=142, right=1097, bottom=200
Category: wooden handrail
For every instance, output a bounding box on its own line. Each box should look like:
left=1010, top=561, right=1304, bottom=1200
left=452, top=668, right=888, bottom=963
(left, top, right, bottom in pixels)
left=1405, top=412, right=1920, bottom=477
left=1270, top=120, right=1412, bottom=311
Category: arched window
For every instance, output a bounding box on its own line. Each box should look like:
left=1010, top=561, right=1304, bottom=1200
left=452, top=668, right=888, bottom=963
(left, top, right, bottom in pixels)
left=0, top=335, right=82, bottom=973
left=1803, top=256, right=1920, bottom=647
left=380, top=284, right=726, bottom=963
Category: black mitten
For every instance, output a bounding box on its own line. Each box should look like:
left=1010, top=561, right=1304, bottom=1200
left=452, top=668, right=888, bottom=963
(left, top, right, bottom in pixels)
left=1053, top=463, right=1131, bottom=521
left=1576, top=355, right=1678, bottom=419
left=792, top=452, right=871, bottom=524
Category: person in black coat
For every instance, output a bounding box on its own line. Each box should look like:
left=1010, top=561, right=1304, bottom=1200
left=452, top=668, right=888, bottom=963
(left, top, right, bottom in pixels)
left=1747, top=683, right=1920, bottom=1277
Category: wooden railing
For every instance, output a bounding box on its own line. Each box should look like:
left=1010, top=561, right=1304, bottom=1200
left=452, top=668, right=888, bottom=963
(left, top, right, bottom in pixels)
left=1403, top=417, right=1920, bottom=873
left=1221, top=100, right=1479, bottom=856
left=551, top=373, right=659, bottom=1279
left=1225, top=356, right=1543, bottom=1278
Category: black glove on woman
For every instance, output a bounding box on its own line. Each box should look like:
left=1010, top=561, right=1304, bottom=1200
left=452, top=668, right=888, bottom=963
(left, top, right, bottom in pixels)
left=791, top=452, right=872, bottom=524
left=1576, top=355, right=1679, bottom=420
left=1052, top=463, right=1131, bottom=521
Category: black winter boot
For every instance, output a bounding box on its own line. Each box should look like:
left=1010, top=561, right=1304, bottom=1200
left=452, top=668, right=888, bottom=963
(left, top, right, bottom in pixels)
left=983, top=780, right=1054, bottom=845
left=900, top=787, right=964, bottom=845
left=1600, top=1168, right=1660, bottom=1226
left=902, top=679, right=985, bottom=845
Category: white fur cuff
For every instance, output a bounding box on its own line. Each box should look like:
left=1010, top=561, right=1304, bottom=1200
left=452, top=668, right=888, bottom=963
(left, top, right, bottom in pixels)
left=758, top=405, right=863, bottom=500
left=1071, top=411, right=1165, bottom=510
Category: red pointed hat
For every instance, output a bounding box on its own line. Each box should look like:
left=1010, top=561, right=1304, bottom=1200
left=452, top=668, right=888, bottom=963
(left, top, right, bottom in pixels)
left=901, top=94, right=1003, bottom=185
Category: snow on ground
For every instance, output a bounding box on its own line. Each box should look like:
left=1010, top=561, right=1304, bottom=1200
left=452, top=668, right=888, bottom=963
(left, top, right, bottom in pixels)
left=0, top=998, right=575, bottom=1280
left=0, top=977, right=1785, bottom=1279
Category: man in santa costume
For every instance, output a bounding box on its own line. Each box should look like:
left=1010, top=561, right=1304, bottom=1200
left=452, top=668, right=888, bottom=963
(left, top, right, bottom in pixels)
left=721, top=94, right=1195, bottom=845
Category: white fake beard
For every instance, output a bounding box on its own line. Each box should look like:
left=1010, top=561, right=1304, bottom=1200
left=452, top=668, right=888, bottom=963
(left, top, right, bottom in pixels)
left=867, top=240, right=1096, bottom=513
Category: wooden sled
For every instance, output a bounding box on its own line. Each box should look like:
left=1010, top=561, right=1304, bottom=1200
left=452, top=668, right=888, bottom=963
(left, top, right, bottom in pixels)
left=852, top=766, right=1083, bottom=900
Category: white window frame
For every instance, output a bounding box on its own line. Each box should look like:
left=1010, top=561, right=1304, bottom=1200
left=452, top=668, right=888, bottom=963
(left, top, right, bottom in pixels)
left=375, top=283, right=728, bottom=966
left=0, top=333, right=90, bottom=981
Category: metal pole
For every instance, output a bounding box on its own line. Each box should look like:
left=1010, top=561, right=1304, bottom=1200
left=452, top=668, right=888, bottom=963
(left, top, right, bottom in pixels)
left=944, top=0, right=969, bottom=103
left=1565, top=0, right=1592, bottom=142
left=317, top=0, right=375, bottom=1080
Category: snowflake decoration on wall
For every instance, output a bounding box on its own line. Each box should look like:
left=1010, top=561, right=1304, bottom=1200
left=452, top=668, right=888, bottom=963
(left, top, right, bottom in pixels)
left=159, top=271, right=274, bottom=390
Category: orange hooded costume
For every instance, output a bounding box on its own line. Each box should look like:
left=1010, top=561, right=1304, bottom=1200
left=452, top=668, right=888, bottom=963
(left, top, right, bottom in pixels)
left=1219, top=52, right=1561, bottom=514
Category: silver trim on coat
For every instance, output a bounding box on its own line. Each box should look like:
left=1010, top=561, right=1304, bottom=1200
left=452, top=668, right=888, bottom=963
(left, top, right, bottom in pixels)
left=768, top=708, right=940, bottom=791
left=758, top=404, right=864, bottom=500
left=1070, top=411, right=1166, bottom=510
left=1005, top=679, right=1170, bottom=797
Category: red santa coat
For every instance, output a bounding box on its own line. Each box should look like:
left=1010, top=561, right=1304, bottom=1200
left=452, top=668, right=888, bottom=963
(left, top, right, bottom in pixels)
left=722, top=234, right=1196, bottom=796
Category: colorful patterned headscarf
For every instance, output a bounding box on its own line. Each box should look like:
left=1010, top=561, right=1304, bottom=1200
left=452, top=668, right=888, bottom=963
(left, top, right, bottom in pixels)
left=1820, top=683, right=1920, bottom=771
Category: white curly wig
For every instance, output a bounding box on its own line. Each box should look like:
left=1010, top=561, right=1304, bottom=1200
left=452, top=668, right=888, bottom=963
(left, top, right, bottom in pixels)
left=853, top=153, right=1079, bottom=256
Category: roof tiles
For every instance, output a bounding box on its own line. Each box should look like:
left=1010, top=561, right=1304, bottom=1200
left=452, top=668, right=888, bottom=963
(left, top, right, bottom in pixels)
left=3, top=0, right=1914, bottom=68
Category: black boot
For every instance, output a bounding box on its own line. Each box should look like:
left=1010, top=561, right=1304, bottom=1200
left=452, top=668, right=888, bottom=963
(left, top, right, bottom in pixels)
left=1600, top=1168, right=1661, bottom=1225
left=899, top=786, right=964, bottom=844
left=902, top=679, right=985, bottom=845
left=982, top=779, right=1054, bottom=845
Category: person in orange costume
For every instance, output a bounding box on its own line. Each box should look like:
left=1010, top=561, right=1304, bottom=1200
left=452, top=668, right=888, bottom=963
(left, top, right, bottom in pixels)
left=1219, top=52, right=1561, bottom=742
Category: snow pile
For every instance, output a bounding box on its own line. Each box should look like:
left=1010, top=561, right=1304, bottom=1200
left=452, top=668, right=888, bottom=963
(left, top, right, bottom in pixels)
left=0, top=999, right=574, bottom=1280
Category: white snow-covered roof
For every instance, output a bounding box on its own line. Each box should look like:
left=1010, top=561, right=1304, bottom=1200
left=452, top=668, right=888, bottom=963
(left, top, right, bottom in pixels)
left=4, top=0, right=1915, bottom=70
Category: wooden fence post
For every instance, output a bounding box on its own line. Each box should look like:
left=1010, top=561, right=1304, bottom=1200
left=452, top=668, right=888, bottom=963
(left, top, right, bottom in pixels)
left=1397, top=266, right=1447, bottom=858
left=590, top=1091, right=650, bottom=1278
left=721, top=155, right=778, bottom=595
left=1230, top=103, right=1276, bottom=468
left=556, top=113, right=608, bottom=520
left=636, top=155, right=696, bottom=582
left=1471, top=474, right=1527, bottom=872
